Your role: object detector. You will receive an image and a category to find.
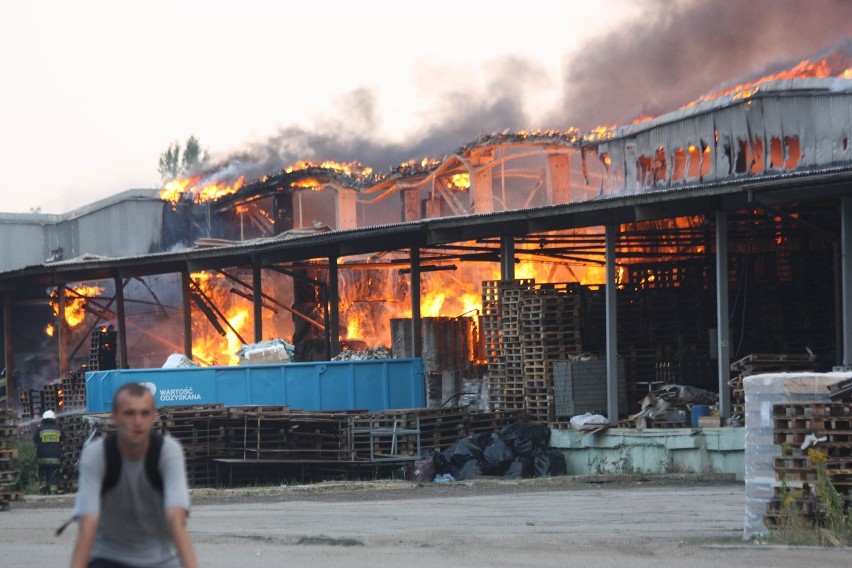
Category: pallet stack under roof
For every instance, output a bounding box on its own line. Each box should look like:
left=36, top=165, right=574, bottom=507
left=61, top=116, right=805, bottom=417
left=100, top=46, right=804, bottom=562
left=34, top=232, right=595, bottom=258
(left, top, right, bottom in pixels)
left=482, top=279, right=584, bottom=422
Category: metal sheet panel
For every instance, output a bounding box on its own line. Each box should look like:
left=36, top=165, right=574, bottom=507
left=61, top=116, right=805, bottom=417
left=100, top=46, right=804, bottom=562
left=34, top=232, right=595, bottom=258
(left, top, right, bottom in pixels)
left=85, top=358, right=426, bottom=412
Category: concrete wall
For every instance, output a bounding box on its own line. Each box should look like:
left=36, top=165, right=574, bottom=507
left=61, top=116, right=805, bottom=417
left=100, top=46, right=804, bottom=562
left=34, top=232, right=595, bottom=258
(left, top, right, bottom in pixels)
left=551, top=427, right=745, bottom=480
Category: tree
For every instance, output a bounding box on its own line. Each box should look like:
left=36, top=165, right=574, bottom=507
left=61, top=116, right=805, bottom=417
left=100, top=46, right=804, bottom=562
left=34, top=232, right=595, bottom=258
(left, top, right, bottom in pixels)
left=158, top=135, right=208, bottom=183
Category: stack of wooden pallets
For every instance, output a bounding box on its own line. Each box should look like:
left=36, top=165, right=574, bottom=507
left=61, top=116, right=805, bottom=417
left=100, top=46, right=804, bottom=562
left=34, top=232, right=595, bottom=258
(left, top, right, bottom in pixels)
left=520, top=284, right=583, bottom=422
left=765, top=402, right=852, bottom=528
left=0, top=407, right=21, bottom=510
left=730, top=353, right=817, bottom=421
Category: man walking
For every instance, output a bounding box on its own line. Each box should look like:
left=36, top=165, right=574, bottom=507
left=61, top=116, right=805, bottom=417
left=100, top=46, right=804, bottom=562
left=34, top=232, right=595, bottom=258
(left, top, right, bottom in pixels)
left=33, top=409, right=63, bottom=494
left=69, top=383, right=198, bottom=568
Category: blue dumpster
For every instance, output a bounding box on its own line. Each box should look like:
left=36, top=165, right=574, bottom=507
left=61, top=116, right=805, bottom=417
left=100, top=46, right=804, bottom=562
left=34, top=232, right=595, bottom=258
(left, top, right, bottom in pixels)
left=86, top=358, right=426, bottom=413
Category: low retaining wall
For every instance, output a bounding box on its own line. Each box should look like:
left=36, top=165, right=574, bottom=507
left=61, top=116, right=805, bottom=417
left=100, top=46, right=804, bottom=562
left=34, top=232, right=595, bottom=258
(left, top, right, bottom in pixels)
left=550, top=427, right=745, bottom=480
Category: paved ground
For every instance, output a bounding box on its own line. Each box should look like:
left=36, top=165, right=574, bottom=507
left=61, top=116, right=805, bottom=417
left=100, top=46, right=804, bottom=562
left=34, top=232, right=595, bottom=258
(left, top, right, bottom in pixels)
left=2, top=478, right=849, bottom=567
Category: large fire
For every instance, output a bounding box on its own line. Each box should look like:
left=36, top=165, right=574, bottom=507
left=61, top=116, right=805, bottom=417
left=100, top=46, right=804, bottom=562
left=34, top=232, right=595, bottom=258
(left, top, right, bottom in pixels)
left=284, top=160, right=372, bottom=177
left=46, top=284, right=104, bottom=335
left=189, top=272, right=253, bottom=366
left=160, top=175, right=245, bottom=206
left=685, top=54, right=852, bottom=109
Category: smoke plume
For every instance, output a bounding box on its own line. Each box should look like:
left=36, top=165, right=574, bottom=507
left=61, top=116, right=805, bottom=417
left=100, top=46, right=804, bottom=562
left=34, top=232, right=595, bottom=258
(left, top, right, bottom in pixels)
left=198, top=0, right=851, bottom=184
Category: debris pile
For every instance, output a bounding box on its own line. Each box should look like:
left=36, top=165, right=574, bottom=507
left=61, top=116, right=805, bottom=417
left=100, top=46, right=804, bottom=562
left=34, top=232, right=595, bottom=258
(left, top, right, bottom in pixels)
left=629, top=384, right=718, bottom=427
left=332, top=346, right=392, bottom=361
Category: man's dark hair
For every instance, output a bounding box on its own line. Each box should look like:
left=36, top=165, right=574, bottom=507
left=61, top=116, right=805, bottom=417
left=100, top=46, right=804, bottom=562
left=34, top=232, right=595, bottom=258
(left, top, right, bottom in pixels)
left=112, top=382, right=155, bottom=412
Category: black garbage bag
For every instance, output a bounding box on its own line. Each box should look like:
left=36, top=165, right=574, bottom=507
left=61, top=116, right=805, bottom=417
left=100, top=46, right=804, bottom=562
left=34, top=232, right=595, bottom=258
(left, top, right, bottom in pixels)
left=500, top=423, right=551, bottom=457
left=412, top=454, right=436, bottom=482
left=503, top=456, right=532, bottom=479
left=531, top=448, right=550, bottom=477
left=482, top=433, right=515, bottom=470
left=433, top=451, right=450, bottom=474
left=547, top=448, right=568, bottom=476
left=457, top=459, right=484, bottom=481
left=441, top=433, right=489, bottom=469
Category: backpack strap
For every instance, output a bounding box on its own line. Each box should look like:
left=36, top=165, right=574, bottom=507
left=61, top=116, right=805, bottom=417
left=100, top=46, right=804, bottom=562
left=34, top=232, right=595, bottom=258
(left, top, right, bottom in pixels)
left=101, top=431, right=164, bottom=496
left=101, top=432, right=121, bottom=496
left=145, top=432, right=164, bottom=494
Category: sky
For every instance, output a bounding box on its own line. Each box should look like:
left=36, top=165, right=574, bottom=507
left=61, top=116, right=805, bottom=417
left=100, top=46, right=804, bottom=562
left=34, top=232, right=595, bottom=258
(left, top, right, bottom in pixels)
left=1, top=0, right=850, bottom=214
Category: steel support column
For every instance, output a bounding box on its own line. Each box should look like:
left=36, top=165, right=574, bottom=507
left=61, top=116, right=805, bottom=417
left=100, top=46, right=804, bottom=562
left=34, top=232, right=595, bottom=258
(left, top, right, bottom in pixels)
left=605, top=225, right=618, bottom=422
left=114, top=277, right=129, bottom=368
left=328, top=256, right=340, bottom=358
left=3, top=293, right=14, bottom=409
left=716, top=211, right=731, bottom=417
left=57, top=286, right=68, bottom=378
left=181, top=271, right=193, bottom=359
left=410, top=248, right=422, bottom=358
left=500, top=236, right=515, bottom=281
left=842, top=198, right=852, bottom=365
left=252, top=262, right=263, bottom=343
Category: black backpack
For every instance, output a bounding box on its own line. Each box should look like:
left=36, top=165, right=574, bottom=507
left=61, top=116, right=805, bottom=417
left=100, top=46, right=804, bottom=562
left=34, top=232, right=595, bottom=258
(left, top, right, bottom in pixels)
left=102, top=431, right=164, bottom=495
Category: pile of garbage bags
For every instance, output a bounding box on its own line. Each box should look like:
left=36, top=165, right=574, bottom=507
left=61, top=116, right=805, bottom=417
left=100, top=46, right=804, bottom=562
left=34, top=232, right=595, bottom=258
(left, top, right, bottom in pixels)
left=413, top=423, right=567, bottom=482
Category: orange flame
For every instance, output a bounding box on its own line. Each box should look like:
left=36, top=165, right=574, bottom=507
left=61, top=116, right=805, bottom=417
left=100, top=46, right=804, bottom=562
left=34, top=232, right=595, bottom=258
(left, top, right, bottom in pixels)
left=48, top=284, right=103, bottom=331
left=285, top=160, right=372, bottom=177
left=447, top=173, right=470, bottom=191
left=189, top=272, right=251, bottom=366
left=686, top=55, right=852, bottom=109
left=160, top=176, right=245, bottom=206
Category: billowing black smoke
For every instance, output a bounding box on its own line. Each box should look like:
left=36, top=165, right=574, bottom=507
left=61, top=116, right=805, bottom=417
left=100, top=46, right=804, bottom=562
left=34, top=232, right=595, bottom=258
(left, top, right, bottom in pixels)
left=549, top=0, right=852, bottom=129
left=194, top=0, right=851, bottom=184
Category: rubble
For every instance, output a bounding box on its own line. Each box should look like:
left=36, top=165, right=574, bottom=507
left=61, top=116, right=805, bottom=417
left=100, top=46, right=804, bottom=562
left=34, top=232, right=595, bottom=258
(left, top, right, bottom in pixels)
left=629, top=384, right=719, bottom=426
left=331, top=346, right=392, bottom=361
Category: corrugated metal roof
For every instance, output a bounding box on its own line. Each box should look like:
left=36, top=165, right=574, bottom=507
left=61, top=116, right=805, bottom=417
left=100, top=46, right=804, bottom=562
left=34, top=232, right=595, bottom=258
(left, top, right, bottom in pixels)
left=1, top=166, right=850, bottom=292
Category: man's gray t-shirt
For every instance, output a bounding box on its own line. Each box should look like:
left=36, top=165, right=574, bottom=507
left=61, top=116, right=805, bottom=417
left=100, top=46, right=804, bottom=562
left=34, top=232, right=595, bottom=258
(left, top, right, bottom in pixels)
left=73, top=435, right=190, bottom=568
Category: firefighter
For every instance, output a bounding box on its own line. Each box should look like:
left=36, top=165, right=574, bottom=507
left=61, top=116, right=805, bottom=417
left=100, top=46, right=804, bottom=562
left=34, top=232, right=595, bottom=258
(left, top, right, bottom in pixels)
left=33, top=410, right=63, bottom=494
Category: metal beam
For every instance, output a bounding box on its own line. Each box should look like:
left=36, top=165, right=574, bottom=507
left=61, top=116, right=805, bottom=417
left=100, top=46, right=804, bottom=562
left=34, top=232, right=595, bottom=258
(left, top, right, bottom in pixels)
left=3, top=293, right=14, bottom=410
left=328, top=256, right=340, bottom=358
left=252, top=262, right=262, bottom=343
left=57, top=286, right=68, bottom=378
left=716, top=211, right=731, bottom=417
left=500, top=236, right=515, bottom=281
left=410, top=248, right=422, bottom=358
left=181, top=271, right=193, bottom=359
left=114, top=277, right=129, bottom=368
left=842, top=198, right=852, bottom=365
left=605, top=225, right=618, bottom=422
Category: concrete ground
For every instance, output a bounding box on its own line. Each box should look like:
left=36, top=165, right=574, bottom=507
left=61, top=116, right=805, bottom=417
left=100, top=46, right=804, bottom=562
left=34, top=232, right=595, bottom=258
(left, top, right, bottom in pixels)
left=2, top=477, right=849, bottom=567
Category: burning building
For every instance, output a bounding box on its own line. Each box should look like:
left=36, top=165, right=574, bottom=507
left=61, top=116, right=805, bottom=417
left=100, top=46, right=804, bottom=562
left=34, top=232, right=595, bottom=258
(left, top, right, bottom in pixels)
left=1, top=53, right=851, bottom=421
